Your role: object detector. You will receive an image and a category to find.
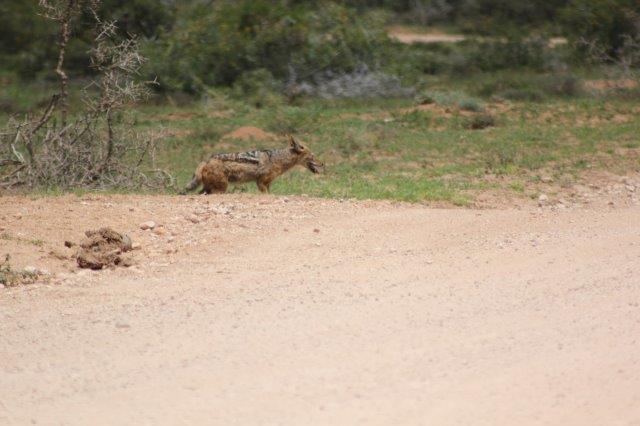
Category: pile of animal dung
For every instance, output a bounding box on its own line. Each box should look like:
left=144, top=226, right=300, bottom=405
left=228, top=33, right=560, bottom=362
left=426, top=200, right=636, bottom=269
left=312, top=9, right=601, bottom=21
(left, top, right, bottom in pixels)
left=69, top=227, right=134, bottom=270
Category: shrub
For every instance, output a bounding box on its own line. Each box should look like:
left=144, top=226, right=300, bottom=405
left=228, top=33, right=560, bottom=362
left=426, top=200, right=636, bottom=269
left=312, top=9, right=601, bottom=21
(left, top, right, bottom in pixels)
left=1, top=2, right=172, bottom=190
left=466, top=113, right=496, bottom=130
left=561, top=0, right=640, bottom=61
left=232, top=69, right=283, bottom=108
left=144, top=1, right=391, bottom=93
left=0, top=0, right=174, bottom=79
left=460, top=37, right=550, bottom=73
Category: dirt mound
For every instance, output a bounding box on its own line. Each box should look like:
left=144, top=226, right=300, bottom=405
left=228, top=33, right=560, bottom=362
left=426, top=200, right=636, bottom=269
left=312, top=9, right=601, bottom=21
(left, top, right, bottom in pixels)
left=222, top=126, right=276, bottom=142
left=73, top=227, right=134, bottom=270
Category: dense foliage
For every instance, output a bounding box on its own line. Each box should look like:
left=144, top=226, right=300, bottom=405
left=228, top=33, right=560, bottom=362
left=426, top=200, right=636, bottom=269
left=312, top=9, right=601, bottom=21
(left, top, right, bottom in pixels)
left=0, top=0, right=638, bottom=94
left=560, top=0, right=640, bottom=60
left=0, top=0, right=173, bottom=78
left=143, top=1, right=389, bottom=93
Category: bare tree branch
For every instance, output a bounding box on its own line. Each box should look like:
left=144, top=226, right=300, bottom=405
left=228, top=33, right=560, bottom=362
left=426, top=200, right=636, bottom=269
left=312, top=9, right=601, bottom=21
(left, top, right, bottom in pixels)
left=1, top=0, right=172, bottom=191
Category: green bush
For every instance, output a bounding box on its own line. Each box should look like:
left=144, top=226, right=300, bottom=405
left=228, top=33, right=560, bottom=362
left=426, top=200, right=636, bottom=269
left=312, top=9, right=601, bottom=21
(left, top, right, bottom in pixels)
left=144, top=1, right=391, bottom=93
left=394, top=36, right=555, bottom=81
left=0, top=0, right=173, bottom=79
left=232, top=69, right=283, bottom=108
left=459, top=37, right=550, bottom=73
left=465, top=113, right=496, bottom=129
left=561, top=0, right=640, bottom=60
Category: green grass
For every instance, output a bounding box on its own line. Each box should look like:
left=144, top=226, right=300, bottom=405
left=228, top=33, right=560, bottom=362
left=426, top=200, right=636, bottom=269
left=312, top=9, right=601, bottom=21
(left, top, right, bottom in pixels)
left=2, top=75, right=640, bottom=205
left=128, top=90, right=639, bottom=204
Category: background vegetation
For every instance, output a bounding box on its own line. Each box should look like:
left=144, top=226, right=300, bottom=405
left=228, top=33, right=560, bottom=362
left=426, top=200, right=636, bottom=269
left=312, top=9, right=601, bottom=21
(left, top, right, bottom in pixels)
left=1, top=0, right=639, bottom=203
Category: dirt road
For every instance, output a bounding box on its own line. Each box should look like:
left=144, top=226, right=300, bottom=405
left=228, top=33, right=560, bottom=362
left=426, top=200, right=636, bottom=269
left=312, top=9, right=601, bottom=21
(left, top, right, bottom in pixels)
left=1, top=195, right=639, bottom=425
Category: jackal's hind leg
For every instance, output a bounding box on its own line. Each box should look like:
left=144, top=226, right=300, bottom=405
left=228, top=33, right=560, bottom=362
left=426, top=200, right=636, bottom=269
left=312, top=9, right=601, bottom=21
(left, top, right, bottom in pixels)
left=203, top=179, right=228, bottom=194
left=200, top=159, right=229, bottom=194
left=256, top=181, right=269, bottom=193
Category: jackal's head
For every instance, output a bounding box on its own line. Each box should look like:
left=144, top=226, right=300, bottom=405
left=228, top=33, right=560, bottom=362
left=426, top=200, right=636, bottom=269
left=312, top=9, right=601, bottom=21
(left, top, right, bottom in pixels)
left=288, top=135, right=324, bottom=174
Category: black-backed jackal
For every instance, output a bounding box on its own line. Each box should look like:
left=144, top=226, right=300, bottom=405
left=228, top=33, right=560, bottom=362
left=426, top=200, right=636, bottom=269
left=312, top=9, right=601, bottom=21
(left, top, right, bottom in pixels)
left=184, top=135, right=323, bottom=194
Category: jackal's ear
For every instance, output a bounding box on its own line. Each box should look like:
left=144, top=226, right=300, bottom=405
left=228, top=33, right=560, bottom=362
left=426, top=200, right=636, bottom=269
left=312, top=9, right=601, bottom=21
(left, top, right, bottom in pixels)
left=289, top=135, right=303, bottom=153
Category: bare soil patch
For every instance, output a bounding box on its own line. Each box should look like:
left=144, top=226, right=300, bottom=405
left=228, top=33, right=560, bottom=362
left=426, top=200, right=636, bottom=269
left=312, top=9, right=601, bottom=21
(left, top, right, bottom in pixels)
left=222, top=126, right=276, bottom=142
left=388, top=27, right=466, bottom=44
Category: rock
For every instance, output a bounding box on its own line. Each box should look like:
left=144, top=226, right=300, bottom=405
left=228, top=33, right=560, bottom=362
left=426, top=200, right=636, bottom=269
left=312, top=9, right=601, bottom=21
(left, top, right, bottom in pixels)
left=0, top=283, right=5, bottom=290
left=152, top=227, right=165, bottom=236
left=313, top=228, right=320, bottom=233
left=186, top=215, right=200, bottom=224
left=626, top=185, right=636, bottom=192
left=140, top=221, right=156, bottom=230
left=23, top=266, right=40, bottom=275
left=540, top=176, right=554, bottom=183
left=538, top=194, right=549, bottom=206
left=131, top=242, right=142, bottom=250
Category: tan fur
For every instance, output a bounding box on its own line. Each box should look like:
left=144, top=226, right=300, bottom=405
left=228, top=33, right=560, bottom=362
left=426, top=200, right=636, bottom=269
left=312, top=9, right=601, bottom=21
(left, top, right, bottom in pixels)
left=184, top=136, right=323, bottom=194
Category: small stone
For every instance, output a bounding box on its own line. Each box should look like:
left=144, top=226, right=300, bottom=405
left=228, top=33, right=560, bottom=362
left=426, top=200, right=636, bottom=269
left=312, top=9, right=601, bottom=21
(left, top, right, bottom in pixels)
left=540, top=176, right=554, bottom=183
left=0, top=283, right=5, bottom=290
left=115, top=322, right=130, bottom=329
left=626, top=185, right=636, bottom=192
left=313, top=228, right=320, bottom=233
left=140, top=221, right=156, bottom=230
left=23, top=266, right=39, bottom=275
left=152, top=227, right=165, bottom=236
left=538, top=194, right=549, bottom=206
left=186, top=215, right=200, bottom=224
left=131, top=242, right=142, bottom=250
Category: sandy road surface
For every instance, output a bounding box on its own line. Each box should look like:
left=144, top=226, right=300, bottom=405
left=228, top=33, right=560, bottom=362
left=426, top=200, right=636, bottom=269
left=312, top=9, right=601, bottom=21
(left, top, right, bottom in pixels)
left=1, top=195, right=640, bottom=425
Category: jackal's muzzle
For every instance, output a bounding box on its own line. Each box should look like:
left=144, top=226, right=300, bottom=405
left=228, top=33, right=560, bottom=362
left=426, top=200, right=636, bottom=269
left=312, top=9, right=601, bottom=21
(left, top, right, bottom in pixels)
left=307, top=160, right=324, bottom=174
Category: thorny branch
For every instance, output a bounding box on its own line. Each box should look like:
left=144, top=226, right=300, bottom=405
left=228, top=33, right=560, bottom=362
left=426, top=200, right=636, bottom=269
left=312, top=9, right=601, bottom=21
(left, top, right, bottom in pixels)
left=0, top=0, right=172, bottom=191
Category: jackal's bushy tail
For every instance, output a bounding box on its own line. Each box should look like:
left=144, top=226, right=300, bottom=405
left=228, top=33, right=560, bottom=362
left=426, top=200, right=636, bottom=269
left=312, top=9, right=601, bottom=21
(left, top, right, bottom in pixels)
left=182, top=162, right=205, bottom=194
